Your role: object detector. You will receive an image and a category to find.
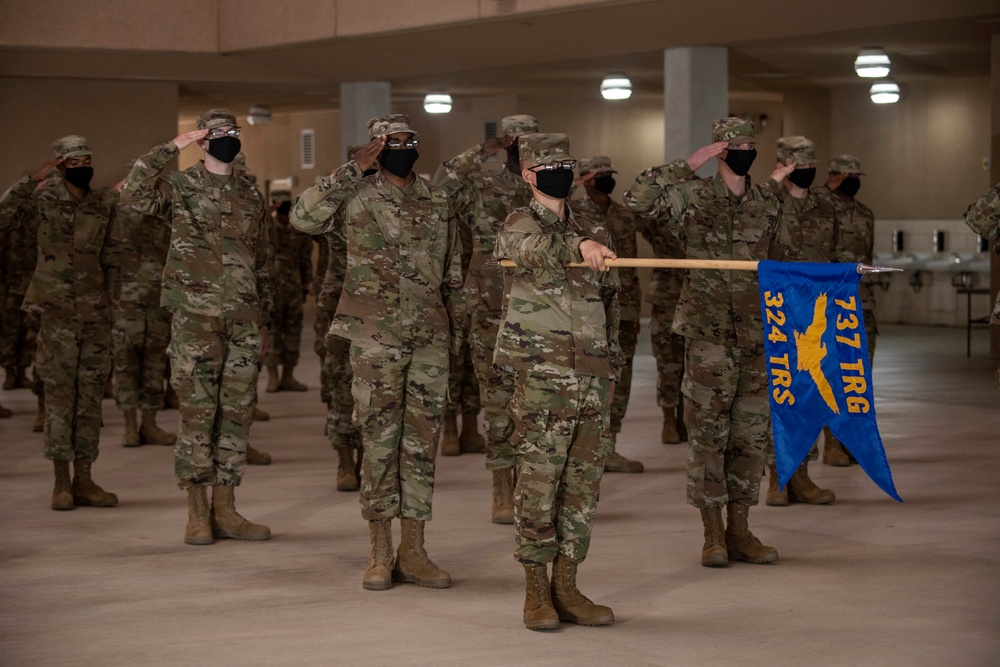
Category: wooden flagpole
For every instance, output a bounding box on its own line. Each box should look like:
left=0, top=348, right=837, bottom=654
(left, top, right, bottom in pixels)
left=497, top=258, right=759, bottom=270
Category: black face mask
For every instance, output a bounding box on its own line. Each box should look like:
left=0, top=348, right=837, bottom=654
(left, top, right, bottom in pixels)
left=276, top=201, right=292, bottom=216
left=63, top=166, right=94, bottom=189
left=838, top=176, right=861, bottom=198
left=362, top=168, right=379, bottom=177
left=788, top=167, right=816, bottom=189
left=380, top=149, right=419, bottom=178
left=592, top=175, right=616, bottom=195
left=534, top=168, right=575, bottom=200
left=506, top=143, right=520, bottom=164
left=207, top=136, right=241, bottom=164
left=723, top=148, right=757, bottom=176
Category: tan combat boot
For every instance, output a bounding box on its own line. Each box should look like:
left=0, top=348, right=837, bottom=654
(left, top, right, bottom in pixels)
left=439, top=413, right=460, bottom=457
left=823, top=436, right=852, bottom=467
left=122, top=408, right=140, bottom=447
left=335, top=446, right=359, bottom=492
left=522, top=563, right=560, bottom=631
left=72, top=460, right=119, bottom=507
left=246, top=444, right=272, bottom=465
left=604, top=449, right=644, bottom=473
left=252, top=406, right=270, bottom=422
left=491, top=468, right=515, bottom=524
left=550, top=555, right=615, bottom=626
left=788, top=462, right=835, bottom=504
left=33, top=393, right=44, bottom=433
left=363, top=519, right=393, bottom=591
left=51, top=460, right=74, bottom=511
left=265, top=363, right=281, bottom=392
left=184, top=486, right=213, bottom=545
left=725, top=502, right=778, bottom=564
left=700, top=507, right=728, bottom=567
left=765, top=464, right=789, bottom=506
left=278, top=365, right=307, bottom=392
left=0, top=402, right=12, bottom=418
left=139, top=409, right=175, bottom=446
left=210, top=485, right=270, bottom=540
left=661, top=407, right=680, bottom=444
left=392, top=518, right=451, bottom=588
left=459, top=411, right=486, bottom=453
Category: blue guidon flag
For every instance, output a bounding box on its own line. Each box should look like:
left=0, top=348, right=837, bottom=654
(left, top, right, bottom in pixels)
left=758, top=261, right=901, bottom=501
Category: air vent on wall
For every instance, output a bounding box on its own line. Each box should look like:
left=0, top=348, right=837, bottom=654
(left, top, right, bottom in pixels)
left=483, top=120, right=497, bottom=142
left=300, top=129, right=315, bottom=170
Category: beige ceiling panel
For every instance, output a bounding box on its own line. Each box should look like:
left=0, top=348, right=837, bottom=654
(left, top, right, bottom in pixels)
left=218, top=0, right=339, bottom=51
left=335, top=0, right=479, bottom=37
left=478, top=0, right=625, bottom=18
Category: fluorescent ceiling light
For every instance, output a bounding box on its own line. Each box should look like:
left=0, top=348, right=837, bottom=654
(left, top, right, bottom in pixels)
left=423, top=93, right=452, bottom=114
left=601, top=75, right=632, bottom=100
left=855, top=48, right=891, bottom=78
left=870, top=81, right=900, bottom=104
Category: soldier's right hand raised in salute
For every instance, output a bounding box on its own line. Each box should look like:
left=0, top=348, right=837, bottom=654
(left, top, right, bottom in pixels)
left=687, top=142, right=729, bottom=172
left=171, top=129, right=210, bottom=151
left=351, top=135, right=387, bottom=173
left=483, top=134, right=515, bottom=155
left=30, top=157, right=63, bottom=182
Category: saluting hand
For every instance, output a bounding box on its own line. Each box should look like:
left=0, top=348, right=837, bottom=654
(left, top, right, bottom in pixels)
left=352, top=135, right=386, bottom=173
left=30, top=157, right=62, bottom=182
left=579, top=239, right=617, bottom=272
left=483, top=135, right=515, bottom=155
left=574, top=171, right=597, bottom=189
left=172, top=129, right=210, bottom=151
left=687, top=142, right=729, bottom=172
left=769, top=161, right=797, bottom=185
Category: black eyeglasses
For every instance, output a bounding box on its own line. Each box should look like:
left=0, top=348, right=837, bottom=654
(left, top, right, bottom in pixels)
left=205, top=128, right=241, bottom=140
left=529, top=160, right=576, bottom=172
left=385, top=138, right=419, bottom=150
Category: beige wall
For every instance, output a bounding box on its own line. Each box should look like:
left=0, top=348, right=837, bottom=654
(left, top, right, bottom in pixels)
left=0, top=77, right=179, bottom=190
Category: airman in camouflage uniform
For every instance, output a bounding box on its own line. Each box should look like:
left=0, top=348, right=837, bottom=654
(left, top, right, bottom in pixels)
left=625, top=118, right=793, bottom=569
left=964, top=182, right=1000, bottom=387
left=0, top=135, right=120, bottom=510
left=291, top=114, right=464, bottom=592
left=819, top=155, right=877, bottom=466
left=574, top=156, right=644, bottom=473
left=113, top=163, right=176, bottom=448
left=495, top=133, right=620, bottom=631
left=433, top=114, right=537, bottom=523
left=1, top=210, right=37, bottom=392
left=764, top=136, right=837, bottom=506
left=314, top=144, right=368, bottom=492
left=121, top=109, right=273, bottom=546
left=264, top=199, right=312, bottom=392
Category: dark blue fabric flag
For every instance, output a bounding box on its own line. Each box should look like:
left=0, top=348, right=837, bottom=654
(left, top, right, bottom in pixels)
left=757, top=261, right=901, bottom=501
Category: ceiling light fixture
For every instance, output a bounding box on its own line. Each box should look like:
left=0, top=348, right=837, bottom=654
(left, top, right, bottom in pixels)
left=600, top=74, right=632, bottom=100
left=247, top=106, right=272, bottom=125
left=423, top=92, right=453, bottom=114
left=869, top=81, right=900, bottom=104
left=854, top=48, right=891, bottom=78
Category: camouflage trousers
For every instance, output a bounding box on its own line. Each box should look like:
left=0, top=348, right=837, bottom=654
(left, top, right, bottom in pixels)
left=469, top=305, right=515, bottom=470
left=650, top=302, right=685, bottom=411
left=445, top=337, right=481, bottom=417
left=824, top=309, right=878, bottom=453
left=609, top=319, right=639, bottom=436
left=36, top=315, right=111, bottom=463
left=351, top=341, right=448, bottom=521
left=314, top=301, right=336, bottom=404
left=266, top=288, right=304, bottom=367
left=325, top=334, right=360, bottom=450
left=169, top=311, right=261, bottom=488
left=1, top=292, right=36, bottom=369
left=683, top=338, right=768, bottom=508
left=112, top=306, right=171, bottom=411
left=510, top=370, right=613, bottom=565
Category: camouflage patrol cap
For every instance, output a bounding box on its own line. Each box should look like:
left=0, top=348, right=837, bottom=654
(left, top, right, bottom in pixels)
left=52, top=135, right=93, bottom=159
left=501, top=114, right=538, bottom=136
left=196, top=108, right=239, bottom=131
left=518, top=133, right=574, bottom=166
left=578, top=156, right=617, bottom=175
left=776, top=136, right=817, bottom=165
left=368, top=114, right=419, bottom=139
left=828, top=154, right=865, bottom=175
left=712, top=117, right=757, bottom=146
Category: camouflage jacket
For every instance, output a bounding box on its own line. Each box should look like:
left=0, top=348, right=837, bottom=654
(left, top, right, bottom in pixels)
left=624, top=160, right=783, bottom=347
left=0, top=205, right=38, bottom=298
left=120, top=142, right=273, bottom=327
left=964, top=182, right=1000, bottom=325
left=0, top=174, right=119, bottom=322
left=291, top=160, right=465, bottom=353
left=268, top=214, right=313, bottom=295
left=635, top=211, right=685, bottom=308
left=767, top=184, right=838, bottom=262
left=493, top=198, right=622, bottom=380
left=433, top=145, right=533, bottom=314
left=572, top=196, right=641, bottom=323
left=819, top=186, right=876, bottom=312
left=114, top=201, right=171, bottom=318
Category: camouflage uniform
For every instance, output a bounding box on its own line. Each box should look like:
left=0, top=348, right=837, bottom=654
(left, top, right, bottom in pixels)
left=433, top=114, right=537, bottom=471
left=624, top=120, right=783, bottom=510
left=494, top=134, right=621, bottom=567
left=266, top=205, right=312, bottom=368
left=0, top=137, right=119, bottom=465
left=964, top=182, right=1000, bottom=387
left=0, top=210, right=38, bottom=386
left=112, top=199, right=172, bottom=413
left=291, top=115, right=464, bottom=522
left=120, top=116, right=273, bottom=489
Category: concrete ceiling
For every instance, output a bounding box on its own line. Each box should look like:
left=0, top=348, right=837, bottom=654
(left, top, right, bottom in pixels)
left=0, top=1, right=997, bottom=118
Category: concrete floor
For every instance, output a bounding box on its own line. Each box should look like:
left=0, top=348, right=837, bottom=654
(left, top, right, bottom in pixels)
left=1, top=321, right=997, bottom=666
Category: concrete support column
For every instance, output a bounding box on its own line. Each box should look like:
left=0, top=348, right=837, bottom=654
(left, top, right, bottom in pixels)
left=989, top=35, right=999, bottom=359
left=663, top=47, right=728, bottom=176
left=339, top=81, right=391, bottom=163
